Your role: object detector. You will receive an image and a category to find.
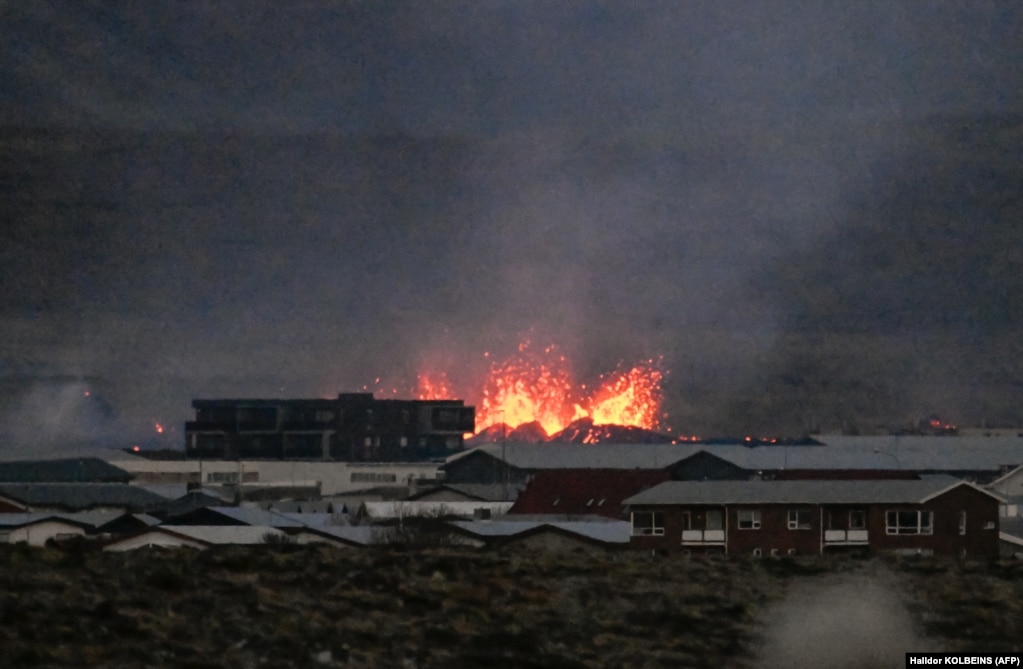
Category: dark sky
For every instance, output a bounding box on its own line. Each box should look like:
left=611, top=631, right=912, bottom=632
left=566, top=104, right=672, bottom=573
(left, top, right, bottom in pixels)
left=1, top=1, right=1022, bottom=447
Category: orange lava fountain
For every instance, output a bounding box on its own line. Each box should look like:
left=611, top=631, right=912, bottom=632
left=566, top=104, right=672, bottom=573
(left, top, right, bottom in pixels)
left=417, top=341, right=665, bottom=436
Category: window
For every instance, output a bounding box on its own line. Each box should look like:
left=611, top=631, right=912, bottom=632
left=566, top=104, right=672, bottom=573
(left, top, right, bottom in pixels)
left=350, top=472, right=397, bottom=483
left=787, top=509, right=812, bottom=530
left=958, top=511, right=967, bottom=536
left=706, top=510, right=723, bottom=530
left=885, top=510, right=933, bottom=535
left=849, top=509, right=866, bottom=530
left=680, top=511, right=692, bottom=531
left=207, top=472, right=240, bottom=484
left=737, top=509, right=761, bottom=530
left=632, top=511, right=665, bottom=536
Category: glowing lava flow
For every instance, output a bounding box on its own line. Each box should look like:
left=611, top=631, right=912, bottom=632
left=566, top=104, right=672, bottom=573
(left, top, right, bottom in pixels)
left=587, top=364, right=664, bottom=431
left=417, top=342, right=665, bottom=436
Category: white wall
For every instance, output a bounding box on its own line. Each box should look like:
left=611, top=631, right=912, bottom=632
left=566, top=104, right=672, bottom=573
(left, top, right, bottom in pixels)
left=2, top=521, right=85, bottom=546
left=111, top=459, right=444, bottom=495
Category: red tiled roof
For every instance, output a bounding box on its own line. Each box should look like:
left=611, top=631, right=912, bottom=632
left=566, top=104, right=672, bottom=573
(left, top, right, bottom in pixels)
left=509, top=469, right=671, bottom=518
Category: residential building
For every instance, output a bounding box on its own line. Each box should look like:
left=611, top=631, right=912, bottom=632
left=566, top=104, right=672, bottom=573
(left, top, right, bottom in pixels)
left=623, top=477, right=1002, bottom=558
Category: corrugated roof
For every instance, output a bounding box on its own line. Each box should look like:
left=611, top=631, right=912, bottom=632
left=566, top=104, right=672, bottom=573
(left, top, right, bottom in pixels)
left=0, top=509, right=151, bottom=530
left=301, top=525, right=383, bottom=545
left=0, top=483, right=170, bottom=511
left=203, top=506, right=307, bottom=527
left=510, top=469, right=670, bottom=517
left=622, top=477, right=997, bottom=506
left=447, top=443, right=704, bottom=470
left=448, top=519, right=631, bottom=544
left=451, top=440, right=1023, bottom=474
left=156, top=491, right=227, bottom=518
left=159, top=525, right=287, bottom=545
left=1000, top=517, right=1023, bottom=542
left=442, top=483, right=521, bottom=502
left=358, top=501, right=514, bottom=519
left=814, top=435, right=1023, bottom=451
left=0, top=458, right=132, bottom=483
left=275, top=512, right=351, bottom=528
left=0, top=513, right=93, bottom=529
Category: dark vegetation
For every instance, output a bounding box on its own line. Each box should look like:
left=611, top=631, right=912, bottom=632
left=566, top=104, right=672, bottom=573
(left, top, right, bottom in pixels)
left=0, top=543, right=1020, bottom=668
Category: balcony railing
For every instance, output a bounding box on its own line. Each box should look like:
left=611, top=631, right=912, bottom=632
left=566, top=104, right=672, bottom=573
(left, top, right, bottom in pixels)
left=824, top=529, right=869, bottom=544
left=681, top=529, right=725, bottom=544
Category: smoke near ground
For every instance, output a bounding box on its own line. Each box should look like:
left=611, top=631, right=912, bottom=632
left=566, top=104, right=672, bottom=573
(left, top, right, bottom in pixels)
left=754, top=570, right=934, bottom=669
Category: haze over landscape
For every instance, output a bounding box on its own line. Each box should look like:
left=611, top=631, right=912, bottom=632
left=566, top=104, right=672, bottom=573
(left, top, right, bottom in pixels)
left=2, top=1, right=1022, bottom=450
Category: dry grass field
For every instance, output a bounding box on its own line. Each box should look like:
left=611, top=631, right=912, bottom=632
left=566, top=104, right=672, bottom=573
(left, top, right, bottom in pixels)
left=0, top=544, right=1020, bottom=669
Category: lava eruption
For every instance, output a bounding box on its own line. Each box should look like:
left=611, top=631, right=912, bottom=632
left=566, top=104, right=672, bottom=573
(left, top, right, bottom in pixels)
left=417, top=341, right=673, bottom=443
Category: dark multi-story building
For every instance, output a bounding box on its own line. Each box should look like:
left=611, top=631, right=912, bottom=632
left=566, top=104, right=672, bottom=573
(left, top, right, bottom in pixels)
left=185, top=393, right=475, bottom=462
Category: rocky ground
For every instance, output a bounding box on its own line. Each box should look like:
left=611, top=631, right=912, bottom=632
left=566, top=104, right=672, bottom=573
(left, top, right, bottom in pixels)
left=0, top=544, right=1020, bottom=669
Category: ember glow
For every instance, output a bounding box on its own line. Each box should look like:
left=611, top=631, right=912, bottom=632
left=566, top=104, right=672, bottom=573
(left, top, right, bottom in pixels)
left=417, top=341, right=666, bottom=436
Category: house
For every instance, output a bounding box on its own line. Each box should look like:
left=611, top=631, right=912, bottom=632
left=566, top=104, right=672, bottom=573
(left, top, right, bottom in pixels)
left=103, top=525, right=290, bottom=551
left=0, top=514, right=92, bottom=546
left=446, top=517, right=631, bottom=552
left=355, top=500, right=514, bottom=523
left=185, top=393, right=475, bottom=462
left=0, top=483, right=170, bottom=514
left=509, top=469, right=670, bottom=518
left=443, top=440, right=1023, bottom=488
left=623, top=477, right=1003, bottom=558
left=0, top=510, right=155, bottom=545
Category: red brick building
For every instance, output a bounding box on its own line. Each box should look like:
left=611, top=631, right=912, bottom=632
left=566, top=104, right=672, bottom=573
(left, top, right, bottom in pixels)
left=623, top=477, right=1002, bottom=558
left=509, top=469, right=670, bottom=519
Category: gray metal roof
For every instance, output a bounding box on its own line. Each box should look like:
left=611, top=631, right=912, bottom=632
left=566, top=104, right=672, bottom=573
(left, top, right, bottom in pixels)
left=158, top=525, right=288, bottom=545
left=189, top=506, right=307, bottom=528
left=0, top=483, right=170, bottom=511
left=814, top=435, right=1023, bottom=450
left=686, top=445, right=1021, bottom=472
left=275, top=512, right=351, bottom=528
left=0, top=510, right=151, bottom=530
left=0, top=458, right=132, bottom=483
left=622, top=477, right=996, bottom=506
left=1000, top=517, right=1023, bottom=541
left=451, top=439, right=1023, bottom=474
left=449, top=443, right=705, bottom=470
left=302, top=525, right=387, bottom=545
left=447, top=518, right=631, bottom=543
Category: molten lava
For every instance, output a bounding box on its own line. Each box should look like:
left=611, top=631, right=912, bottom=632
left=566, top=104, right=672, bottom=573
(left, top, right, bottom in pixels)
left=417, top=341, right=666, bottom=437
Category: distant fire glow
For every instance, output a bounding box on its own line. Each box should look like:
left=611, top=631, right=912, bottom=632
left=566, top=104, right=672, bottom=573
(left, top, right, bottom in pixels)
left=417, top=341, right=666, bottom=437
